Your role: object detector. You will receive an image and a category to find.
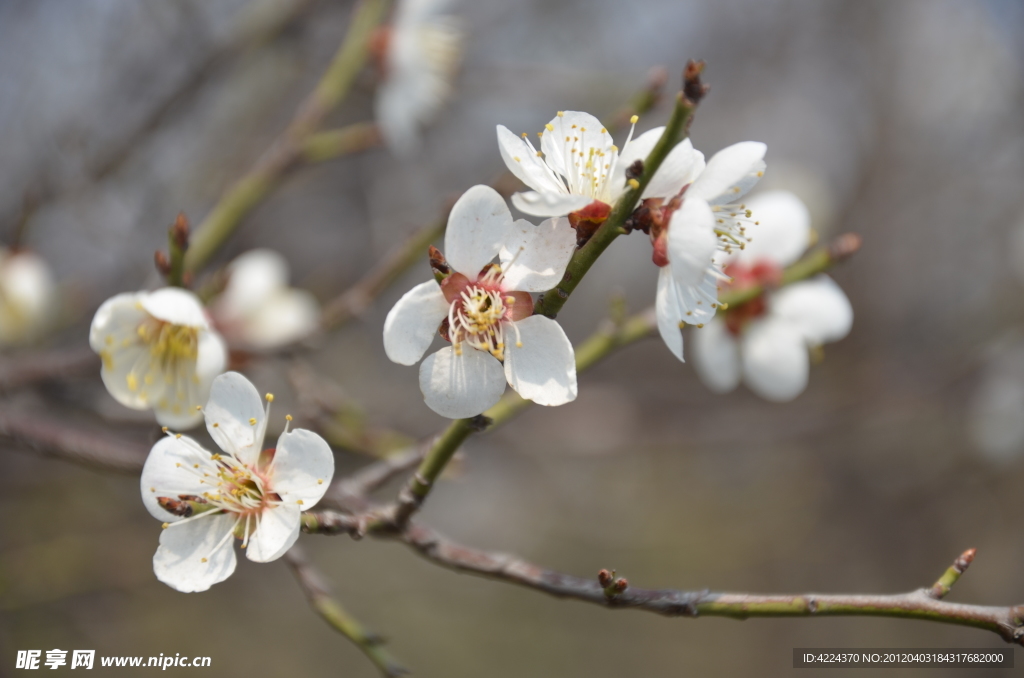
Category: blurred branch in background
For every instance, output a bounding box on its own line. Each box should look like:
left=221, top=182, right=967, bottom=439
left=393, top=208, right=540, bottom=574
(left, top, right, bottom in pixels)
left=285, top=545, right=407, bottom=678
left=183, top=0, right=391, bottom=275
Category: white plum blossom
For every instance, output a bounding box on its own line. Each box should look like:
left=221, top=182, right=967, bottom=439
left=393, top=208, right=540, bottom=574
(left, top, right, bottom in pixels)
left=383, top=184, right=578, bottom=418
left=497, top=110, right=653, bottom=219
left=0, top=248, right=57, bottom=347
left=689, top=191, right=853, bottom=402
left=646, top=140, right=768, bottom=361
left=89, top=287, right=227, bottom=429
left=140, top=372, right=334, bottom=592
left=210, top=249, right=319, bottom=351
left=375, top=0, right=463, bottom=154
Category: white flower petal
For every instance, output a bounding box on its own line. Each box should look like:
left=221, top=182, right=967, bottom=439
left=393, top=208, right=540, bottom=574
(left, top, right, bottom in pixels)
left=610, top=127, right=663, bottom=199
left=540, top=111, right=612, bottom=180
left=770, top=275, right=853, bottom=345
left=141, top=288, right=209, bottom=329
left=503, top=315, right=577, bottom=406
left=153, top=513, right=238, bottom=593
left=219, top=249, right=289, bottom=317
left=687, top=141, right=767, bottom=205
left=204, top=371, right=267, bottom=465
left=510, top=191, right=592, bottom=218
left=740, top=191, right=811, bottom=267
left=89, top=292, right=147, bottom=352
left=246, top=505, right=301, bottom=563
left=499, top=217, right=576, bottom=292
left=667, top=197, right=718, bottom=287
left=154, top=399, right=206, bottom=430
left=140, top=435, right=212, bottom=521
left=271, top=428, right=335, bottom=506
left=241, top=289, right=320, bottom=350
left=496, top=125, right=565, bottom=195
left=0, top=251, right=56, bottom=345
left=383, top=280, right=449, bottom=365
left=99, top=345, right=153, bottom=410
left=741, top=319, right=809, bottom=402
left=444, top=185, right=513, bottom=275
left=655, top=267, right=685, bottom=361
left=689, top=317, right=741, bottom=393
left=419, top=346, right=506, bottom=418
left=642, top=137, right=705, bottom=200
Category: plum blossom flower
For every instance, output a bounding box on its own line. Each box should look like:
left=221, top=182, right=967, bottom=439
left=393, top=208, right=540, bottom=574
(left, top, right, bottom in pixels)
left=689, top=191, right=853, bottom=401
left=496, top=110, right=654, bottom=222
left=141, top=372, right=334, bottom=592
left=89, top=287, right=227, bottom=429
left=210, top=249, right=319, bottom=351
left=374, top=0, right=463, bottom=154
left=0, top=248, right=57, bottom=347
left=383, top=185, right=578, bottom=418
left=643, top=140, right=768, bottom=361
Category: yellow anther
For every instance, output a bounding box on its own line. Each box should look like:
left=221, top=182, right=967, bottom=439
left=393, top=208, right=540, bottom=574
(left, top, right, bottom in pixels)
left=175, top=433, right=182, bottom=439
left=520, top=132, right=527, bottom=138
left=195, top=405, right=202, bottom=411
left=126, top=373, right=139, bottom=392
left=296, top=499, right=304, bottom=505
left=678, top=321, right=686, bottom=329
left=285, top=414, right=293, bottom=422
left=249, top=418, right=257, bottom=425
left=513, top=156, right=520, bottom=162
left=697, top=323, right=705, bottom=328
left=627, top=178, right=640, bottom=190
left=265, top=393, right=274, bottom=403
left=545, top=123, right=554, bottom=132
left=317, top=479, right=323, bottom=485
left=162, top=427, right=169, bottom=432
left=600, top=127, right=607, bottom=133
left=720, top=303, right=729, bottom=310
left=556, top=111, right=564, bottom=117
left=630, top=114, right=639, bottom=124
left=213, top=422, right=219, bottom=428
left=201, top=557, right=208, bottom=563
left=150, top=487, right=155, bottom=492
left=162, top=523, right=170, bottom=529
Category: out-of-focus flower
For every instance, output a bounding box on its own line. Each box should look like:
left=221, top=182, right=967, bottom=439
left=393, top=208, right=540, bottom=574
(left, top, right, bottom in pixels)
left=969, top=335, right=1024, bottom=464
left=210, top=249, right=319, bottom=351
left=89, top=287, right=227, bottom=428
left=689, top=191, right=853, bottom=401
left=0, top=248, right=57, bottom=347
left=141, top=372, right=334, bottom=592
left=374, top=0, right=463, bottom=154
left=383, top=185, right=577, bottom=418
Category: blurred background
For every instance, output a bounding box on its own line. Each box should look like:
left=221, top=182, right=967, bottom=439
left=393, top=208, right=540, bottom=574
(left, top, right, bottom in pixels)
left=2, top=0, right=1024, bottom=676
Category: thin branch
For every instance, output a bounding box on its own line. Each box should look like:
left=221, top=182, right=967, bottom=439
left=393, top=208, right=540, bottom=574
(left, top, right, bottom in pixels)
left=299, top=512, right=1024, bottom=646
left=0, top=347, right=97, bottom=393
left=0, top=410, right=147, bottom=474
left=184, top=0, right=391, bottom=274
left=285, top=545, right=407, bottom=677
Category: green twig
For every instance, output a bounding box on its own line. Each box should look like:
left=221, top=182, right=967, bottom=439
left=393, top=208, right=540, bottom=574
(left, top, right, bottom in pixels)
left=285, top=545, right=408, bottom=677
left=184, top=0, right=391, bottom=274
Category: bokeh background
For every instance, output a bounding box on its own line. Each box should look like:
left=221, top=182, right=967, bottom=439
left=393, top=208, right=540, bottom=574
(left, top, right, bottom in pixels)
left=3, top=0, right=1024, bottom=676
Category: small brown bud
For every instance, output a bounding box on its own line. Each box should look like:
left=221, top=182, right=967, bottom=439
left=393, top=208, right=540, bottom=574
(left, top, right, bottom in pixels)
left=154, top=250, right=171, bottom=275
left=429, top=244, right=451, bottom=280
left=682, top=60, right=709, bottom=104
left=171, top=212, right=190, bottom=249
left=625, top=159, right=644, bottom=182
left=597, top=569, right=614, bottom=588
left=613, top=578, right=628, bottom=593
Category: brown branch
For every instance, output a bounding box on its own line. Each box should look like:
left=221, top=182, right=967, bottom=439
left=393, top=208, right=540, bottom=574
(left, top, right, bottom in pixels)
left=388, top=524, right=1024, bottom=645
left=0, top=347, right=97, bottom=393
left=285, top=545, right=407, bottom=677
left=0, top=410, right=147, bottom=473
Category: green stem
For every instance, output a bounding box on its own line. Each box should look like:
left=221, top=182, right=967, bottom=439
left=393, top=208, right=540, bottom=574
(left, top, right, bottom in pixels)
left=533, top=90, right=698, bottom=320
left=184, top=0, right=391, bottom=274
left=301, top=123, right=382, bottom=163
